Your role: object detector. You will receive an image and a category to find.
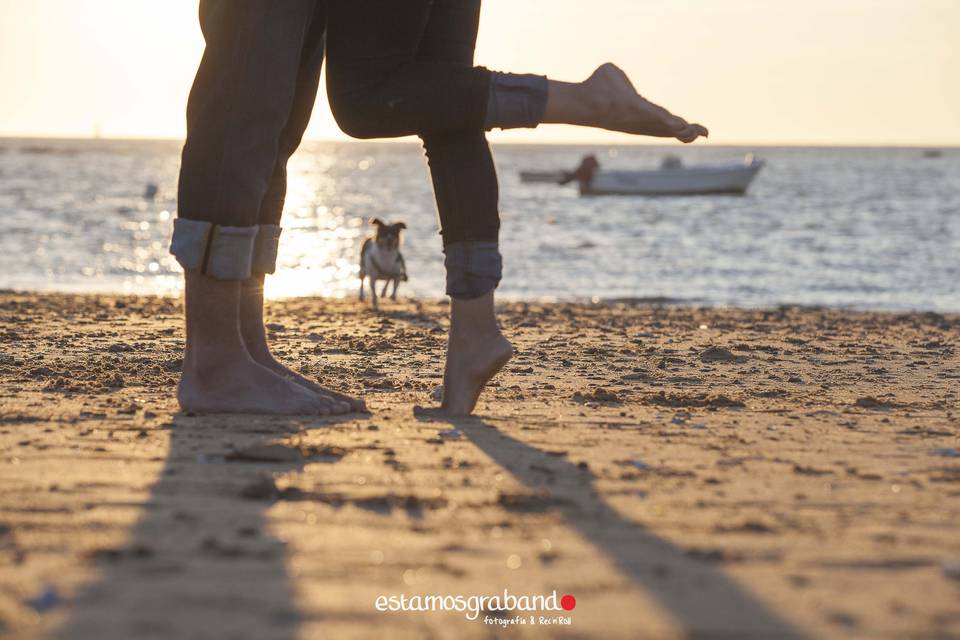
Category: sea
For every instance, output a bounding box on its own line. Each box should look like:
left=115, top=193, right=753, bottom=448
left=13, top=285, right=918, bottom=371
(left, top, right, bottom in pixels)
left=1, top=138, right=958, bottom=311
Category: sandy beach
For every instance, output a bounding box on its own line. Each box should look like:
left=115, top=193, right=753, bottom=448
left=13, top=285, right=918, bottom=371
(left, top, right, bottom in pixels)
left=0, top=292, right=958, bottom=638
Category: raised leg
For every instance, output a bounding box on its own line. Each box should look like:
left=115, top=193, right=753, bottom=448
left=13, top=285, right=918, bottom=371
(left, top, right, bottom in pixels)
left=325, top=2, right=705, bottom=144
left=325, top=0, right=489, bottom=140
left=543, top=63, right=708, bottom=142
left=390, top=279, right=399, bottom=300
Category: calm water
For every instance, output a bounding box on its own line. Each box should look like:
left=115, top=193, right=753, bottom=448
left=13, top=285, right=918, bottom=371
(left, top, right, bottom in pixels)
left=1, top=138, right=958, bottom=311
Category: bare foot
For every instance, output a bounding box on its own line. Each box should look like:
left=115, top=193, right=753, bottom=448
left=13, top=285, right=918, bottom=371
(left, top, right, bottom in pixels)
left=438, top=330, right=514, bottom=416
left=238, top=276, right=366, bottom=413
left=177, top=350, right=336, bottom=416
left=552, top=63, right=708, bottom=143
left=257, top=354, right=368, bottom=414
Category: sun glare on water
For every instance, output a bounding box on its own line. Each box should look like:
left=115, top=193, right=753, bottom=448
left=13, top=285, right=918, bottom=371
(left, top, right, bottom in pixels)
left=263, top=170, right=365, bottom=300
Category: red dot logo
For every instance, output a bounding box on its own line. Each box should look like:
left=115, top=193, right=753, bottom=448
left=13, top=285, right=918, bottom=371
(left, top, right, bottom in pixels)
left=560, top=594, right=576, bottom=611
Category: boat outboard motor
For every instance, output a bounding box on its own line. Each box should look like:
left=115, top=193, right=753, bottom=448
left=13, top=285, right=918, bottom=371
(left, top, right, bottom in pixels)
left=560, top=154, right=600, bottom=186
left=660, top=155, right=683, bottom=169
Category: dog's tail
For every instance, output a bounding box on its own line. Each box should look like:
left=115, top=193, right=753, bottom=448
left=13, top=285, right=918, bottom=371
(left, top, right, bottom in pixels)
left=359, top=237, right=372, bottom=278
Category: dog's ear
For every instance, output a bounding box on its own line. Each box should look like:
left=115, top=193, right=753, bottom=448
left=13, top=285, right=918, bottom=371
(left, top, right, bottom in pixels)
left=395, top=222, right=407, bottom=230
left=370, top=217, right=384, bottom=227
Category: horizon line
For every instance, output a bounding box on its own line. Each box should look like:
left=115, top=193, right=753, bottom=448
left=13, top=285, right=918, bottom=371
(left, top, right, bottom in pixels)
left=1, top=133, right=958, bottom=150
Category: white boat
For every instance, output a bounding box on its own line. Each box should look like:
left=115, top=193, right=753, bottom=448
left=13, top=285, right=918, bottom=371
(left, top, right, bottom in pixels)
left=580, top=155, right=763, bottom=196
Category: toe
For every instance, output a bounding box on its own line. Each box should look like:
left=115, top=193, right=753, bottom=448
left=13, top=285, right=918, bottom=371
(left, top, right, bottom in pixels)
left=315, top=395, right=339, bottom=414
left=326, top=391, right=366, bottom=413
left=651, top=109, right=693, bottom=138
left=316, top=403, right=332, bottom=416
left=338, top=393, right=367, bottom=413
left=317, top=394, right=351, bottom=415
left=675, top=122, right=708, bottom=143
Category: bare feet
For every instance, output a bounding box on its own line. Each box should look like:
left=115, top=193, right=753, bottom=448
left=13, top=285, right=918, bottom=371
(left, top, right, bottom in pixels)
left=178, top=348, right=334, bottom=415
left=240, top=276, right=366, bottom=413
left=179, top=271, right=362, bottom=416
left=439, top=330, right=513, bottom=415
left=251, top=349, right=367, bottom=414
left=545, top=63, right=708, bottom=143
left=418, top=292, right=513, bottom=417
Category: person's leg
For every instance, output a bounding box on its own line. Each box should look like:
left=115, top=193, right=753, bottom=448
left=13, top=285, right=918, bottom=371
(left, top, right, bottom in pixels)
left=178, top=272, right=331, bottom=414
left=240, top=275, right=366, bottom=412
left=432, top=146, right=512, bottom=415
left=542, top=63, right=708, bottom=142
left=253, top=5, right=327, bottom=231
left=325, top=1, right=490, bottom=140
left=325, top=1, right=707, bottom=415
left=328, top=0, right=505, bottom=415
left=238, top=6, right=365, bottom=413
left=325, top=2, right=706, bottom=143
left=410, top=1, right=513, bottom=415
left=172, top=0, right=337, bottom=415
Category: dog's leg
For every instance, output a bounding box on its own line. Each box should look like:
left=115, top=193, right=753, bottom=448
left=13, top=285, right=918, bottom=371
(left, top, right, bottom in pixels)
left=369, top=276, right=379, bottom=310
left=380, top=280, right=390, bottom=298
left=390, top=279, right=399, bottom=300
left=359, top=275, right=365, bottom=301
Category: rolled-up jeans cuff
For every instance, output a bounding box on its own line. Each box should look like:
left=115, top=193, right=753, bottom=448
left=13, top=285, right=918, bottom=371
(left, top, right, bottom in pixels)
left=168, top=217, right=257, bottom=280
left=484, top=72, right=549, bottom=131
left=252, top=224, right=282, bottom=274
left=443, top=241, right=502, bottom=300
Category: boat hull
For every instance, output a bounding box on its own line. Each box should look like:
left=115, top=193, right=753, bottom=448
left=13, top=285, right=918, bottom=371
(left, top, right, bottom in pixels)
left=581, top=161, right=763, bottom=196
left=519, top=170, right=567, bottom=184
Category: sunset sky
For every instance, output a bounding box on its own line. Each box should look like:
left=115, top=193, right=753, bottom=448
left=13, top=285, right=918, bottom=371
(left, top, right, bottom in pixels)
left=1, top=0, right=958, bottom=145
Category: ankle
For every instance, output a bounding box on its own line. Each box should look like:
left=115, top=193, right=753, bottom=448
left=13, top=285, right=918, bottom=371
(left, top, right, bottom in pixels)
left=240, top=327, right=272, bottom=360
left=184, top=340, right=249, bottom=378
left=450, top=323, right=503, bottom=345
left=544, top=80, right=586, bottom=124
left=449, top=291, right=501, bottom=333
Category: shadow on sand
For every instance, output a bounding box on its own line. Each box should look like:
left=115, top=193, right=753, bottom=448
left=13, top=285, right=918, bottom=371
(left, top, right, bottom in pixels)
left=57, top=412, right=361, bottom=640
left=58, top=406, right=805, bottom=638
left=417, top=412, right=808, bottom=639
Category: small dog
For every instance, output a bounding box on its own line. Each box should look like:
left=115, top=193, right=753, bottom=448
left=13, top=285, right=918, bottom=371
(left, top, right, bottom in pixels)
left=359, top=218, right=407, bottom=309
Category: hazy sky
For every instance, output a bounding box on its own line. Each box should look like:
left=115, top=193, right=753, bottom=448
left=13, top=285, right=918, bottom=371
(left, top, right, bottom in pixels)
left=1, top=0, right=958, bottom=145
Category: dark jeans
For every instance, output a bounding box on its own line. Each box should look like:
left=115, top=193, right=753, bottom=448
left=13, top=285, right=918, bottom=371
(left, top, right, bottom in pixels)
left=177, top=0, right=498, bottom=245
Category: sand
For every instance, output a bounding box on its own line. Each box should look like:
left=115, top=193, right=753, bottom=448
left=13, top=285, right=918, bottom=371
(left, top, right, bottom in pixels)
left=0, top=292, right=958, bottom=639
